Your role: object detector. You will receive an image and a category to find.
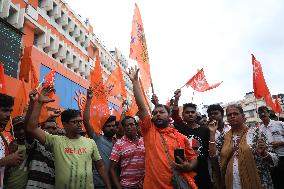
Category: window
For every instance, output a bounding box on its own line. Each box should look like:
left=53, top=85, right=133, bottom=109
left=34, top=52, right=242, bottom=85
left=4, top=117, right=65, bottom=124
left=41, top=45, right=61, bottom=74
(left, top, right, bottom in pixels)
left=0, top=19, right=22, bottom=78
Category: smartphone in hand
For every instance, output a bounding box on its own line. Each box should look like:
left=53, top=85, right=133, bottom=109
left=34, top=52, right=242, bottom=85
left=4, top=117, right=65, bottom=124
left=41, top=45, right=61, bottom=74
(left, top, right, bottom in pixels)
left=174, top=148, right=185, bottom=164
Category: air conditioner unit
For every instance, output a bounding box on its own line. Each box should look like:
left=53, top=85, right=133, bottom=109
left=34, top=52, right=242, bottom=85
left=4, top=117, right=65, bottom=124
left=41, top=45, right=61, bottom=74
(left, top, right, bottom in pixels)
left=58, top=12, right=68, bottom=26
left=66, top=19, right=75, bottom=32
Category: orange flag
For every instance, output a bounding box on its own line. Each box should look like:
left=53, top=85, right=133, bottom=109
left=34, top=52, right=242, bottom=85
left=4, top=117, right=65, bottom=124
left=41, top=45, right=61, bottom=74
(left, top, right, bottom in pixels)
left=274, top=96, right=282, bottom=114
left=129, top=3, right=152, bottom=92
left=139, top=78, right=151, bottom=113
left=30, top=63, right=39, bottom=90
left=11, top=79, right=28, bottom=117
left=89, top=50, right=110, bottom=134
left=126, top=95, right=138, bottom=117
left=0, top=63, right=6, bottom=94
left=252, top=54, right=275, bottom=111
left=19, top=46, right=32, bottom=82
left=105, top=48, right=127, bottom=101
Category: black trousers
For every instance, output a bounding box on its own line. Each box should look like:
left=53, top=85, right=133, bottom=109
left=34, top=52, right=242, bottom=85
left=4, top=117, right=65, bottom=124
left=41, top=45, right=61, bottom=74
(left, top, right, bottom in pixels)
left=271, top=156, right=284, bottom=189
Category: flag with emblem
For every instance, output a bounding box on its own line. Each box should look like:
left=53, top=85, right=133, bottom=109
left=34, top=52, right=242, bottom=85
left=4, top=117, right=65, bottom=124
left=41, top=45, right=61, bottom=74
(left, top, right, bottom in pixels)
left=89, top=50, right=110, bottom=134
left=42, top=69, right=55, bottom=98
left=0, top=63, right=6, bottom=94
left=252, top=54, right=275, bottom=111
left=105, top=48, right=127, bottom=101
left=129, top=3, right=152, bottom=92
left=186, top=69, right=222, bottom=92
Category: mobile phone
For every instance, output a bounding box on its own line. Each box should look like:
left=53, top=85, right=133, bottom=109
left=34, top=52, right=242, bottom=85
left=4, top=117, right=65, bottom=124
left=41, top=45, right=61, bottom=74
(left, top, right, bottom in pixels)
left=174, top=148, right=185, bottom=164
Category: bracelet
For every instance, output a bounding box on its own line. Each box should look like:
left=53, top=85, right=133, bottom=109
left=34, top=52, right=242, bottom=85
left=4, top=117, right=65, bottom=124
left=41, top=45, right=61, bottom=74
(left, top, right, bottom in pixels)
left=209, top=141, right=215, bottom=144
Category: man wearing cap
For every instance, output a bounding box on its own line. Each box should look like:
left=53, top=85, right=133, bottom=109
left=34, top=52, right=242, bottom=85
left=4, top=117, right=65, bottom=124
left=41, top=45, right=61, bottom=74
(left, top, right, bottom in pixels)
left=258, top=106, right=284, bottom=189
left=4, top=116, right=28, bottom=189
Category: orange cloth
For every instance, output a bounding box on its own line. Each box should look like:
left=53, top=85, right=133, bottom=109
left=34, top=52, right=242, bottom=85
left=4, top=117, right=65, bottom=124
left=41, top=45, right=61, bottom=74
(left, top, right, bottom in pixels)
left=141, top=115, right=197, bottom=189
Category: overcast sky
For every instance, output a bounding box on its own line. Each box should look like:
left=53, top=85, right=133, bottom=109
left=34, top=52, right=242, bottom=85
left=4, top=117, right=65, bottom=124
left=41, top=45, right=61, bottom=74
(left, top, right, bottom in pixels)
left=67, top=0, right=284, bottom=108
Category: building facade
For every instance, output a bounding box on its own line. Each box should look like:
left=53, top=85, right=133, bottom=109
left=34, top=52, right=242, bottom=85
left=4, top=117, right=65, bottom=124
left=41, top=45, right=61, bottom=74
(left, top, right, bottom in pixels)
left=0, top=0, right=133, bottom=114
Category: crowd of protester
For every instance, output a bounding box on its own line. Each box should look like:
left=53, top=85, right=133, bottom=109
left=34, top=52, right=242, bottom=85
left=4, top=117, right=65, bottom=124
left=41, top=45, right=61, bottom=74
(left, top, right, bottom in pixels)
left=0, top=67, right=283, bottom=189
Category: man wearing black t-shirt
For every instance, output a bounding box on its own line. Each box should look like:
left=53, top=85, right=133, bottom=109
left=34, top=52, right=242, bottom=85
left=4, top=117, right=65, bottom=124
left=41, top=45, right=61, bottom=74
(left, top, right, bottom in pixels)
left=172, top=89, right=212, bottom=189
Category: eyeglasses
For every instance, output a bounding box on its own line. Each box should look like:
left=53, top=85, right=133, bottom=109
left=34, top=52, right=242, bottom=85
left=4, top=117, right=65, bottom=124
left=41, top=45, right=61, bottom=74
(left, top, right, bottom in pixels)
left=69, top=120, right=83, bottom=125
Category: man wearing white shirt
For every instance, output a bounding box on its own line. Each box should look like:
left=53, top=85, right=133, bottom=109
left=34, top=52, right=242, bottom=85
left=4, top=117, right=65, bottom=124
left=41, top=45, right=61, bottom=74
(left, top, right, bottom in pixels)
left=259, top=106, right=284, bottom=189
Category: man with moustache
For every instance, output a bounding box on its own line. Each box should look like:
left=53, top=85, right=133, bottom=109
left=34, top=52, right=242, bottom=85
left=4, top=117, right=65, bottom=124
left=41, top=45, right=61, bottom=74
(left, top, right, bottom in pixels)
left=127, top=67, right=198, bottom=189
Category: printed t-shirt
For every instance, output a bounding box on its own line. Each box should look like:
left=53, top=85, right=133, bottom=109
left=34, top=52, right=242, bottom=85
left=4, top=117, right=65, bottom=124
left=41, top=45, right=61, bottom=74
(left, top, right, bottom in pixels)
left=172, top=109, right=212, bottom=189
left=110, top=136, right=145, bottom=188
left=141, top=115, right=197, bottom=189
left=45, top=132, right=101, bottom=189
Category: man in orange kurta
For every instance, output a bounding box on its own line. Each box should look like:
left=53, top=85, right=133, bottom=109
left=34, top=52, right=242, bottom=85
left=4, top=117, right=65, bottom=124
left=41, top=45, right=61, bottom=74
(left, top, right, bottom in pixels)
left=127, top=67, right=198, bottom=189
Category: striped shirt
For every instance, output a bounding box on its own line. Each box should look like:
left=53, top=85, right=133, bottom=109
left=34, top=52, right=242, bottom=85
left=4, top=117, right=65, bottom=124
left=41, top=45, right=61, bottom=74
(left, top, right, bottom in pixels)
left=26, top=139, right=55, bottom=189
left=110, top=136, right=145, bottom=188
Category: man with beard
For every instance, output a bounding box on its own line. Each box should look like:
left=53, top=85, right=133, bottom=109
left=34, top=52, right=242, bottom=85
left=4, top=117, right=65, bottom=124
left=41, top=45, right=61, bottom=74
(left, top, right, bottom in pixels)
left=109, top=116, right=145, bottom=189
left=127, top=67, right=198, bottom=189
left=0, top=93, right=24, bottom=189
left=172, top=89, right=212, bottom=189
left=258, top=106, right=284, bottom=189
left=25, top=86, right=111, bottom=189
left=83, top=87, right=118, bottom=189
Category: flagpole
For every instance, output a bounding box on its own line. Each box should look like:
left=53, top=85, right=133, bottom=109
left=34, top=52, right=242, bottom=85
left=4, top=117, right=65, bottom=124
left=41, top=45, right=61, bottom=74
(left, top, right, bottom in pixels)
left=192, top=91, right=195, bottom=102
left=254, top=96, right=260, bottom=124
left=169, top=83, right=188, bottom=100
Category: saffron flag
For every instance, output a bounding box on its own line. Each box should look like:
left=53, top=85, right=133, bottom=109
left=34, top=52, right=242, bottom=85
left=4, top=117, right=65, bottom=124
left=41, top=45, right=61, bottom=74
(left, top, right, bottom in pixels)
left=186, top=69, right=222, bottom=92
left=30, top=63, right=39, bottom=90
left=252, top=54, right=275, bottom=111
left=274, top=96, right=282, bottom=114
left=19, top=46, right=33, bottom=82
left=129, top=3, right=152, bottom=92
left=126, top=95, right=138, bottom=117
left=89, top=50, right=110, bottom=134
left=0, top=63, right=6, bottom=94
left=105, top=48, right=127, bottom=100
left=11, top=79, right=28, bottom=117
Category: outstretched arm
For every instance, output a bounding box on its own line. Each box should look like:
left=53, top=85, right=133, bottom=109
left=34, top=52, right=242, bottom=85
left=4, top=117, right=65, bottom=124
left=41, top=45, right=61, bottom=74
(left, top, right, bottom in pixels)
left=171, top=89, right=183, bottom=123
left=127, top=67, right=149, bottom=120
left=83, top=87, right=95, bottom=138
left=25, top=86, right=54, bottom=145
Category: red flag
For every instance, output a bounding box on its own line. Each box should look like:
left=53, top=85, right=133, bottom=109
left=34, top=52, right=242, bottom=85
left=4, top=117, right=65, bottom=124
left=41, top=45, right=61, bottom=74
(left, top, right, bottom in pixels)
left=89, top=50, right=110, bottom=134
left=252, top=54, right=275, bottom=111
left=105, top=48, right=127, bottom=101
left=0, top=63, right=6, bottom=94
left=186, top=69, right=222, bottom=92
left=129, top=3, right=152, bottom=92
left=274, top=96, right=282, bottom=113
left=43, top=69, right=56, bottom=87
left=42, top=69, right=56, bottom=98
